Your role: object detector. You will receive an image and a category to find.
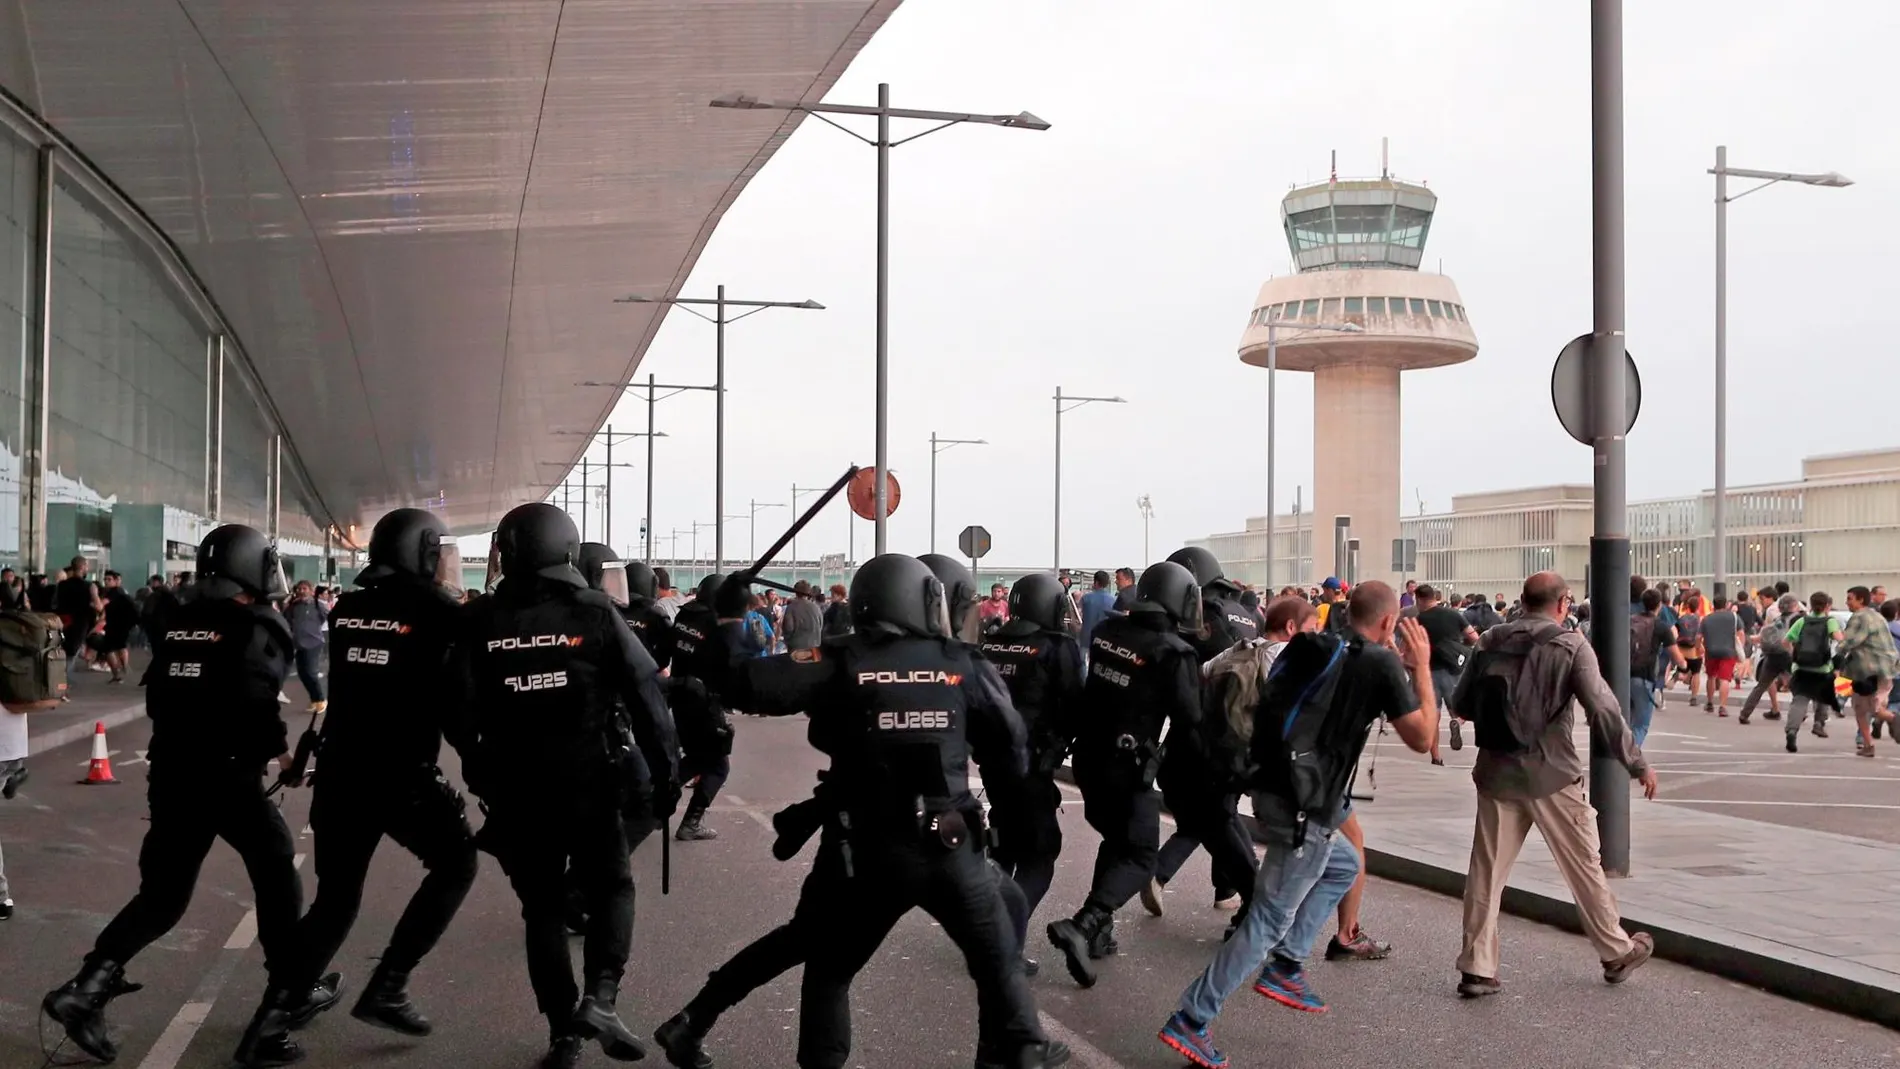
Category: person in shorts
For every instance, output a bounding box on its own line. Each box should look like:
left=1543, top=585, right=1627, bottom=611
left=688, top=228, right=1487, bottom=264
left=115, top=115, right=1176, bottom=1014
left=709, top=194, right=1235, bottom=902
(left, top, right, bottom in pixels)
left=1672, top=597, right=1703, bottom=703
left=1698, top=595, right=1745, bottom=716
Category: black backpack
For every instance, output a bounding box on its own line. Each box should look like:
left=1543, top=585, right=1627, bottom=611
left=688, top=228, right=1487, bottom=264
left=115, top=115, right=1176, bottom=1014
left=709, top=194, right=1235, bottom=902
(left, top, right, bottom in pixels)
left=1792, top=613, right=1833, bottom=669
left=1248, top=631, right=1361, bottom=845
left=1629, top=613, right=1663, bottom=682
left=0, top=610, right=67, bottom=710
left=1456, top=621, right=1567, bottom=754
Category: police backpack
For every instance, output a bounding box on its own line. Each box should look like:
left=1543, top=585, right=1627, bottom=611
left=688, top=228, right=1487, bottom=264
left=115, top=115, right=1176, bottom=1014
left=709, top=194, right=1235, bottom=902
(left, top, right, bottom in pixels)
left=0, top=610, right=67, bottom=710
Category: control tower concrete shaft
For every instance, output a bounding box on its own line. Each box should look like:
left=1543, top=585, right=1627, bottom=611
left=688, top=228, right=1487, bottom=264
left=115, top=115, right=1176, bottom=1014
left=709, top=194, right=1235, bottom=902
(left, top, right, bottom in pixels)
left=1237, top=172, right=1478, bottom=585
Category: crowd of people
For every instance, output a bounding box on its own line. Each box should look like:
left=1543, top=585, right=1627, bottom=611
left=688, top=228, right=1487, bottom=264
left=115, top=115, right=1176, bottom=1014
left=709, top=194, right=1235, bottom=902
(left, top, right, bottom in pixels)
left=15, top=512, right=1894, bottom=1069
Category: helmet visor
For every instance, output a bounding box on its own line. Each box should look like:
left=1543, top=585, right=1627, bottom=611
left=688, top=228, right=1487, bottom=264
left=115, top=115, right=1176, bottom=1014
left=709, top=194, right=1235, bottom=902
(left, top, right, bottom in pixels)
left=483, top=533, right=502, bottom=592
left=434, top=542, right=464, bottom=594
left=598, top=560, right=630, bottom=607
left=261, top=547, right=290, bottom=603
left=1177, top=583, right=1205, bottom=635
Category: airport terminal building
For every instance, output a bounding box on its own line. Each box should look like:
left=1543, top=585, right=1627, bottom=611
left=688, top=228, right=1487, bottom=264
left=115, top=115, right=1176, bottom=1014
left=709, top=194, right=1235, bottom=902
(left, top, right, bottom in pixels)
left=0, top=2, right=897, bottom=579
left=1192, top=447, right=1900, bottom=598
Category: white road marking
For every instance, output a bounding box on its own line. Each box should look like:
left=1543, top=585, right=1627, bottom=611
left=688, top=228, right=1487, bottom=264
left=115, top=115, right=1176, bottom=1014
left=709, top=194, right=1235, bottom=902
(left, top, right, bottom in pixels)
left=714, top=793, right=776, bottom=832
left=1667, top=799, right=1900, bottom=810
left=1039, top=1011, right=1133, bottom=1069
left=140, top=853, right=304, bottom=1068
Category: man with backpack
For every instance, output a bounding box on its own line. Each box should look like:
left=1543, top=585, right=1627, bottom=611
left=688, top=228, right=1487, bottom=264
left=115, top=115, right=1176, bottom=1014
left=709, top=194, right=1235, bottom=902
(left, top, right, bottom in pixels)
left=1626, top=586, right=1680, bottom=748
left=1669, top=595, right=1703, bottom=702
left=1451, top=572, right=1658, bottom=1002
left=1156, top=582, right=1436, bottom=1069
left=1783, top=592, right=1844, bottom=751
left=1741, top=594, right=1802, bottom=724
left=1836, top=586, right=1898, bottom=757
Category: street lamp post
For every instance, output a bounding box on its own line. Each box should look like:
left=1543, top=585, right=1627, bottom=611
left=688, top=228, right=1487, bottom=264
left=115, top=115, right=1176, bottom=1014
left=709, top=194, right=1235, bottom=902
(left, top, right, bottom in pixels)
left=615, top=288, right=822, bottom=573
left=709, top=86, right=1049, bottom=556
left=790, top=484, right=827, bottom=582
left=1136, top=494, right=1154, bottom=564
left=580, top=374, right=717, bottom=562
left=553, top=426, right=655, bottom=555
left=1262, top=317, right=1361, bottom=589
left=1053, top=387, right=1126, bottom=573
left=1708, top=148, right=1851, bottom=597
left=749, top=500, right=786, bottom=561
left=929, top=432, right=987, bottom=554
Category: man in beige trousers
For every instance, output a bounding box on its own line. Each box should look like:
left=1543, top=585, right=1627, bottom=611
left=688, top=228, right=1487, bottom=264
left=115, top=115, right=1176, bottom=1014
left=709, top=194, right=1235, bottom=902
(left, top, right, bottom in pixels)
left=1449, top=571, right=1660, bottom=997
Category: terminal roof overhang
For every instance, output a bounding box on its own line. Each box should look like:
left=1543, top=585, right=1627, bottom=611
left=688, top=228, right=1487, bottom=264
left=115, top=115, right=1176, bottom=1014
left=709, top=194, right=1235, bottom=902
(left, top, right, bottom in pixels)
left=0, top=0, right=901, bottom=535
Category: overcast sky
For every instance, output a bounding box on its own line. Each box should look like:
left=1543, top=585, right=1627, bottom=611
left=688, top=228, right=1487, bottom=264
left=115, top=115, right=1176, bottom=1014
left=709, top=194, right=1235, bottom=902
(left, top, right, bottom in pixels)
left=565, top=0, right=1887, bottom=572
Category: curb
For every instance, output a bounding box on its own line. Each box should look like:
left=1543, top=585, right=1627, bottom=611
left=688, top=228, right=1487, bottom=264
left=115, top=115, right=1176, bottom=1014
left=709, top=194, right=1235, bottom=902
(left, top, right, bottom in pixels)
left=1053, top=764, right=1900, bottom=1031
left=27, top=701, right=146, bottom=753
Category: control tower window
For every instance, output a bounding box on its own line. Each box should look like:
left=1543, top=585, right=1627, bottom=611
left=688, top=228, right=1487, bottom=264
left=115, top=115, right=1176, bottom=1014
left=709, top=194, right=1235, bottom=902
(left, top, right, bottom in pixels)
left=1344, top=297, right=1363, bottom=314
left=1408, top=298, right=1427, bottom=315
left=1367, top=297, right=1386, bottom=314
left=1321, top=298, right=1339, bottom=318
left=1301, top=299, right=1319, bottom=318
left=1427, top=300, right=1444, bottom=317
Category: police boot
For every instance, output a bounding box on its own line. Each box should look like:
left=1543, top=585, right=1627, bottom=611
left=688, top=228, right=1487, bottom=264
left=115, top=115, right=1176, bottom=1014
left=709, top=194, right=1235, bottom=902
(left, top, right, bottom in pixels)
left=571, top=978, right=648, bottom=1061
left=675, top=804, right=718, bottom=842
left=350, top=961, right=431, bottom=1036
left=1045, top=907, right=1109, bottom=989
left=233, top=987, right=308, bottom=1068
left=42, top=958, right=137, bottom=1063
left=1087, top=916, right=1119, bottom=959
left=974, top=1040, right=1072, bottom=1069
left=654, top=1010, right=715, bottom=1068
left=283, top=972, right=343, bottom=1031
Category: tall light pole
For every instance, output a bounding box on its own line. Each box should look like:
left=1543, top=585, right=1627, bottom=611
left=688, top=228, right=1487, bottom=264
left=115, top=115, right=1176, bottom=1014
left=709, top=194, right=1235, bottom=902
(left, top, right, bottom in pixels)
left=553, top=426, right=653, bottom=553
left=1261, top=317, right=1361, bottom=588
left=709, top=86, right=1049, bottom=556
left=580, top=374, right=716, bottom=562
left=749, top=500, right=786, bottom=561
left=1136, top=494, right=1154, bottom=564
left=790, top=483, right=827, bottom=582
left=1708, top=149, right=1851, bottom=597
left=614, top=288, right=823, bottom=573
left=929, top=432, right=988, bottom=553
left=1054, top=387, right=1126, bottom=573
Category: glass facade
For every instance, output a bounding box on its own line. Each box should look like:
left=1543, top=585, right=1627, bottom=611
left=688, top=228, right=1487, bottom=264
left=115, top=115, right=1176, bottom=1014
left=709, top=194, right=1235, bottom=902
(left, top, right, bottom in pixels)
left=0, top=115, right=332, bottom=578
left=1251, top=297, right=1468, bottom=326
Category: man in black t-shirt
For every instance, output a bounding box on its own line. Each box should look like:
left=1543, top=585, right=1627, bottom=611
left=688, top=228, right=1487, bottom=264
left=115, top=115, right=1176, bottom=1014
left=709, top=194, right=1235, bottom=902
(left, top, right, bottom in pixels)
left=1414, top=585, right=1479, bottom=761
left=54, top=557, right=102, bottom=684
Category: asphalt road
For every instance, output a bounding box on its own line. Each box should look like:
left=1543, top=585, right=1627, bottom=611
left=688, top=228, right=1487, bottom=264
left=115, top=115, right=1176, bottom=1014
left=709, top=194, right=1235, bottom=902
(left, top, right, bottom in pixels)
left=2, top=711, right=1896, bottom=1069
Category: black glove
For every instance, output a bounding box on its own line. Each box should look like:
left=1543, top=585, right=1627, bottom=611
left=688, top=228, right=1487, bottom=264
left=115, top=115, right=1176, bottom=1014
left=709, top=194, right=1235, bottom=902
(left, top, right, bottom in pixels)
left=652, top=778, right=682, bottom=819
left=714, top=573, right=753, bottom=618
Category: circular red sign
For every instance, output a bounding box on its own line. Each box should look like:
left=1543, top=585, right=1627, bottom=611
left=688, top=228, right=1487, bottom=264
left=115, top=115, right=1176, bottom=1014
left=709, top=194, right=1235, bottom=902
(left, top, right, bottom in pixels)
left=846, top=468, right=901, bottom=521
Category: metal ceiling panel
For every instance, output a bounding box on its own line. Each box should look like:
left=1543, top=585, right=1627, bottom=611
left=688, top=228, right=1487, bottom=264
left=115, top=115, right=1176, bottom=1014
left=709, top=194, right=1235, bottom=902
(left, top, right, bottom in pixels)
left=4, top=0, right=900, bottom=532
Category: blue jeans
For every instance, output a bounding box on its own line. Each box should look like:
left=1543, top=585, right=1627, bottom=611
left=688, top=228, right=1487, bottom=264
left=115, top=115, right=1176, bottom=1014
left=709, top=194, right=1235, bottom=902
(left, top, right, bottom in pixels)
left=1176, top=819, right=1359, bottom=1025
left=1626, top=677, right=1655, bottom=749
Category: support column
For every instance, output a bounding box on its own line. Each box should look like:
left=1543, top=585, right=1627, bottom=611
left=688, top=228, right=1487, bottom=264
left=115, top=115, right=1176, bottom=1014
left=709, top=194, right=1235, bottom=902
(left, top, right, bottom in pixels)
left=1312, top=364, right=1401, bottom=585
left=23, top=144, right=54, bottom=574
left=209, top=336, right=226, bottom=522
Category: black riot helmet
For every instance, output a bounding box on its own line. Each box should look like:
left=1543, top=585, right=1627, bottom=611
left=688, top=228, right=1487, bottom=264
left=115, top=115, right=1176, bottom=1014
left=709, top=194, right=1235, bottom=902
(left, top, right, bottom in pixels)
left=1009, top=572, right=1069, bottom=633
left=577, top=542, right=629, bottom=606
left=1167, top=546, right=1235, bottom=595
left=1130, top=560, right=1203, bottom=633
left=196, top=524, right=289, bottom=602
left=624, top=561, right=658, bottom=602
left=356, top=508, right=455, bottom=589
left=919, top=554, right=980, bottom=642
left=695, top=573, right=725, bottom=606
left=495, top=502, right=584, bottom=588
left=849, top=553, right=950, bottom=640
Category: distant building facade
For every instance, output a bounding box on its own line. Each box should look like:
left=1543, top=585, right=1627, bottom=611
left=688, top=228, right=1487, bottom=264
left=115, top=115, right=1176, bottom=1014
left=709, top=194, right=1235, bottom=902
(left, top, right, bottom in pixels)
left=1191, top=448, right=1900, bottom=598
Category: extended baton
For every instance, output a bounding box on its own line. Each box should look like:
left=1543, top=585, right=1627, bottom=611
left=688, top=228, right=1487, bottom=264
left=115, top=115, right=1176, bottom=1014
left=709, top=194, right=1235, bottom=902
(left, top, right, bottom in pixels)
left=661, top=815, right=671, bottom=895
left=741, top=465, right=860, bottom=581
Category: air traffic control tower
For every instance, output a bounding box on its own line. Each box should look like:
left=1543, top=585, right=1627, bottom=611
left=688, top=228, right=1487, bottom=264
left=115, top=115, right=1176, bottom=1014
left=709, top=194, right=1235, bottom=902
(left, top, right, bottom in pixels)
left=1238, top=165, right=1478, bottom=585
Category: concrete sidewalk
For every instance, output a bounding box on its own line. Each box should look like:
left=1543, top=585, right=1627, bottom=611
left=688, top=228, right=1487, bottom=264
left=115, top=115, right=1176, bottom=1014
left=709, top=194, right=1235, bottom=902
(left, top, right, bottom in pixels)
left=1337, top=732, right=1900, bottom=1030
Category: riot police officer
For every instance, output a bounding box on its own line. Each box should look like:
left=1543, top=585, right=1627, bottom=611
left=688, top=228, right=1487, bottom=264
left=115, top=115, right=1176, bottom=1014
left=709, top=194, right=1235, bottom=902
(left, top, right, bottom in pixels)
left=978, top=572, right=1083, bottom=965
left=233, top=508, right=480, bottom=1064
left=619, top=559, right=675, bottom=666
left=1148, top=547, right=1263, bottom=919
left=1045, top=560, right=1204, bottom=989
left=656, top=555, right=1067, bottom=1069
left=44, top=526, right=316, bottom=1064
left=461, top=504, right=681, bottom=1069
left=662, top=573, right=736, bottom=842
left=575, top=542, right=670, bottom=857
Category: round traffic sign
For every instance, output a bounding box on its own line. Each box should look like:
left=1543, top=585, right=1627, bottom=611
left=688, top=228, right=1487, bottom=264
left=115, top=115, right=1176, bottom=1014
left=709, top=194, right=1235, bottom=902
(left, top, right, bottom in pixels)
left=847, top=468, right=901, bottom=521
left=1551, top=333, right=1641, bottom=446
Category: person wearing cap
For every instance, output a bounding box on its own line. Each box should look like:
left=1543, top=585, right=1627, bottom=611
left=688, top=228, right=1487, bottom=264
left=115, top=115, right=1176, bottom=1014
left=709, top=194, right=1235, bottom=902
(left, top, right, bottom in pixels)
left=1316, top=578, right=1348, bottom=635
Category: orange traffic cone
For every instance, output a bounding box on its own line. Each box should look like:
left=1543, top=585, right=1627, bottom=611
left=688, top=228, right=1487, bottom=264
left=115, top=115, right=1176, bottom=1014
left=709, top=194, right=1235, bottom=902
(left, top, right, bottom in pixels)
left=79, top=721, right=119, bottom=785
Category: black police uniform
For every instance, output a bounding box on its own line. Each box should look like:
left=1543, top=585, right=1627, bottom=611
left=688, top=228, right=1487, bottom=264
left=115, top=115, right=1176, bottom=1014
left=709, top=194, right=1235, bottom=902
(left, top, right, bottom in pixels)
left=460, top=571, right=679, bottom=1054
left=729, top=631, right=1047, bottom=1069
left=1154, top=584, right=1263, bottom=909
left=978, top=619, right=1082, bottom=947
left=663, top=593, right=735, bottom=839
left=44, top=535, right=300, bottom=1065
left=1046, top=609, right=1200, bottom=986
left=285, top=573, right=477, bottom=1031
